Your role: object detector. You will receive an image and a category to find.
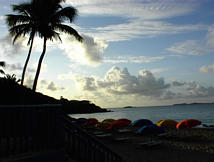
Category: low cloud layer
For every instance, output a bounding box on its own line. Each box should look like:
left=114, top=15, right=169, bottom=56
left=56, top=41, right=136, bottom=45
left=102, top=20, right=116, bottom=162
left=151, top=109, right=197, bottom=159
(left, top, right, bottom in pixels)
left=75, top=66, right=170, bottom=97
left=72, top=66, right=214, bottom=103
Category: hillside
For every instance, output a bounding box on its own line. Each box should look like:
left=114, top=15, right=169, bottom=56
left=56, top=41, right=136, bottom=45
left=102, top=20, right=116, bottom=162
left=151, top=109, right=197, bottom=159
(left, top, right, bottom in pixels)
left=0, top=77, right=107, bottom=114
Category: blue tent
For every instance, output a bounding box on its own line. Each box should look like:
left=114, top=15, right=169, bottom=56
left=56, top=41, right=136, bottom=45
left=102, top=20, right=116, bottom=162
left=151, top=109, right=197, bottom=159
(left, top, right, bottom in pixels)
left=132, top=119, right=153, bottom=127
left=74, top=118, right=88, bottom=125
left=137, top=124, right=165, bottom=135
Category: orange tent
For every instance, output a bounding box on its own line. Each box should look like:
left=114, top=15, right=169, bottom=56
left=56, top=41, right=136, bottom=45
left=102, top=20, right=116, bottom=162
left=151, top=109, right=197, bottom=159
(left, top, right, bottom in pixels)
left=176, top=119, right=201, bottom=129
left=106, top=118, right=131, bottom=129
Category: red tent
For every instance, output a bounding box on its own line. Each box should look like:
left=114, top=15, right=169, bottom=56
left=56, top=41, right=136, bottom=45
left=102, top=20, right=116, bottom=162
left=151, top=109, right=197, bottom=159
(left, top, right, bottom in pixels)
left=106, top=118, right=131, bottom=129
left=176, top=119, right=201, bottom=129
left=83, top=118, right=99, bottom=126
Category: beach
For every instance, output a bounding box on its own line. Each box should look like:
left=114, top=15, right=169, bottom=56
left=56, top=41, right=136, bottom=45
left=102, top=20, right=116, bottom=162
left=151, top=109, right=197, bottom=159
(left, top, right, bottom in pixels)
left=85, top=127, right=214, bottom=162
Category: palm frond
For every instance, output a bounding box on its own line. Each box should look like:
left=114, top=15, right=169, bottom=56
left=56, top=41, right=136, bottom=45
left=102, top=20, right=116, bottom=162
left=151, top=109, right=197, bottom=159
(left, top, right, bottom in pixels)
left=9, top=24, right=32, bottom=36
left=12, top=3, right=32, bottom=16
left=53, top=7, right=77, bottom=23
left=54, top=24, right=83, bottom=42
left=9, top=24, right=33, bottom=43
left=6, top=14, right=31, bottom=27
left=0, top=61, right=5, bottom=67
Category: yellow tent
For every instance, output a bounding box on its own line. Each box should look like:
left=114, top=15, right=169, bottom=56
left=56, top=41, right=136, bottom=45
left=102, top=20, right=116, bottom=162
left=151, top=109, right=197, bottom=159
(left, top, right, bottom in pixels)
left=156, top=119, right=178, bottom=128
left=96, top=119, right=115, bottom=129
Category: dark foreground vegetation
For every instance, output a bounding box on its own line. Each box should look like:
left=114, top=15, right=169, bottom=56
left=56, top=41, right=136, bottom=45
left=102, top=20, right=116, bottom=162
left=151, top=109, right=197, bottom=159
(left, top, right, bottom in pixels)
left=0, top=77, right=107, bottom=114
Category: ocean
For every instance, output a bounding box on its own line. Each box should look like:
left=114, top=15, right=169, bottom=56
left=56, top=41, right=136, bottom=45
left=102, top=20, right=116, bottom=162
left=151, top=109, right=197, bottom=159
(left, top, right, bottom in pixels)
left=69, top=103, right=214, bottom=125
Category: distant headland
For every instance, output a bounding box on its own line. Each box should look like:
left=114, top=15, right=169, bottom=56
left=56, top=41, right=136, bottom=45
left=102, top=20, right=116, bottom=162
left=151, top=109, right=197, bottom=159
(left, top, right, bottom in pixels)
left=173, top=102, right=214, bottom=106
left=0, top=77, right=107, bottom=114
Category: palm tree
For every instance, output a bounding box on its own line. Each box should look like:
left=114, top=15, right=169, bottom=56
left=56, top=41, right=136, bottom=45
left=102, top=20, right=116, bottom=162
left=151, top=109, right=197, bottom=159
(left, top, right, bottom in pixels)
left=0, top=61, right=5, bottom=75
left=6, top=2, right=36, bottom=86
left=31, top=0, right=82, bottom=91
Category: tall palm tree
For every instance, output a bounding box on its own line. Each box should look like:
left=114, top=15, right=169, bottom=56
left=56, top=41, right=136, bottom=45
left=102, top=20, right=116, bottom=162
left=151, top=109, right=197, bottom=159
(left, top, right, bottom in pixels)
left=31, top=0, right=82, bottom=91
left=6, top=2, right=36, bottom=86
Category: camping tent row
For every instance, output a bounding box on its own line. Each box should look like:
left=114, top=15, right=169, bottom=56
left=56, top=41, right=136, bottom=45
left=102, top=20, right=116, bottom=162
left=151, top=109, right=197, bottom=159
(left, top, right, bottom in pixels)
left=69, top=117, right=202, bottom=130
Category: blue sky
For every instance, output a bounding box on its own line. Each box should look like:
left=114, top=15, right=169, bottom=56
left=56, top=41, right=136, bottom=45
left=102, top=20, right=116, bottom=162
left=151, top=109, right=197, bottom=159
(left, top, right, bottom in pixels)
left=1, top=0, right=214, bottom=108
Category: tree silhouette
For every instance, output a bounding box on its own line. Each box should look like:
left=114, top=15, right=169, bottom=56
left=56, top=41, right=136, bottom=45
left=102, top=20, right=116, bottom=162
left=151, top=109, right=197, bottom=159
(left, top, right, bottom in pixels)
left=0, top=61, right=5, bottom=75
left=6, top=2, right=36, bottom=86
left=31, top=0, right=82, bottom=91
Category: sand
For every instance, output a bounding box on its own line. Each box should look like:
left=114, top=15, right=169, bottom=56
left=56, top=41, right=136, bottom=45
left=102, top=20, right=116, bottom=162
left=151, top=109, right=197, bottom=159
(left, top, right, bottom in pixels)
left=85, top=127, right=214, bottom=162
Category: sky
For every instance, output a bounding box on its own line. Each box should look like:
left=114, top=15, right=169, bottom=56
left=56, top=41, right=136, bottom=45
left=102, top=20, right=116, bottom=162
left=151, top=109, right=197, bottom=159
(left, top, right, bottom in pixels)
left=1, top=0, right=214, bottom=108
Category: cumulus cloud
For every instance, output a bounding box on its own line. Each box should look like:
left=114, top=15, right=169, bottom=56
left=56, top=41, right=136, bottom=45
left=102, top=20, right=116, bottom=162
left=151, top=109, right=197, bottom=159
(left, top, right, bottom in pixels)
left=200, top=63, right=214, bottom=73
left=40, top=80, right=65, bottom=91
left=172, top=81, right=186, bottom=86
left=60, top=34, right=108, bottom=65
left=24, top=76, right=65, bottom=92
left=4, top=63, right=35, bottom=73
left=75, top=66, right=170, bottom=97
left=171, top=80, right=214, bottom=98
left=0, top=35, right=26, bottom=60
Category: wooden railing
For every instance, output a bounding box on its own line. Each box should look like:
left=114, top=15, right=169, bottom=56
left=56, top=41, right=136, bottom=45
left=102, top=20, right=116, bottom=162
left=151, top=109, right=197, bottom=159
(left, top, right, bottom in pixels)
left=0, top=104, right=125, bottom=162
left=0, top=104, right=63, bottom=158
left=62, top=116, right=125, bottom=162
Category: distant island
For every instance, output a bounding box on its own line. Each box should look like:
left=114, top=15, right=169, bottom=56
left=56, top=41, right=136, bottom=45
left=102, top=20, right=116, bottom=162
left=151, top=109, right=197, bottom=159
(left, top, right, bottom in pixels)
left=173, top=102, right=214, bottom=106
left=0, top=77, right=107, bottom=114
left=123, top=106, right=135, bottom=108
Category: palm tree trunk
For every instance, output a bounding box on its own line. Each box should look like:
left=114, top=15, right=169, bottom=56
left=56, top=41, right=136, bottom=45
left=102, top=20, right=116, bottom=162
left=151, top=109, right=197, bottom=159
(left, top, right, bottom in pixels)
left=32, top=37, right=47, bottom=91
left=21, top=37, right=34, bottom=85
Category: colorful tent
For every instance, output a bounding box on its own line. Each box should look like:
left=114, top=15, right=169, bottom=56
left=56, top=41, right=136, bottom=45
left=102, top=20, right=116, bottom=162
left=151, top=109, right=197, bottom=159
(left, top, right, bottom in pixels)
left=83, top=118, right=99, bottom=127
left=132, top=119, right=153, bottom=127
left=137, top=124, right=165, bottom=135
left=96, top=119, right=115, bottom=129
left=74, top=118, right=88, bottom=125
left=106, top=118, right=131, bottom=129
left=176, top=119, right=201, bottom=129
left=156, top=119, right=178, bottom=128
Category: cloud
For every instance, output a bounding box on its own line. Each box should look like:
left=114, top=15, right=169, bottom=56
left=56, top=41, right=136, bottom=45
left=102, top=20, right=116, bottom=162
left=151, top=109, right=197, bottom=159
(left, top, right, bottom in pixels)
left=171, top=80, right=214, bottom=98
left=24, top=76, right=65, bottom=92
left=68, top=0, right=198, bottom=20
left=0, top=35, right=26, bottom=61
left=167, top=24, right=214, bottom=56
left=85, top=21, right=204, bottom=42
left=4, top=63, right=35, bottom=73
left=75, top=66, right=170, bottom=97
left=104, top=56, right=165, bottom=63
left=172, top=81, right=186, bottom=86
left=60, top=34, right=108, bottom=65
left=150, top=68, right=168, bottom=73
left=167, top=40, right=205, bottom=55
left=66, top=0, right=205, bottom=42
left=206, top=25, right=214, bottom=47
left=40, top=80, right=65, bottom=91
left=200, top=63, right=214, bottom=73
